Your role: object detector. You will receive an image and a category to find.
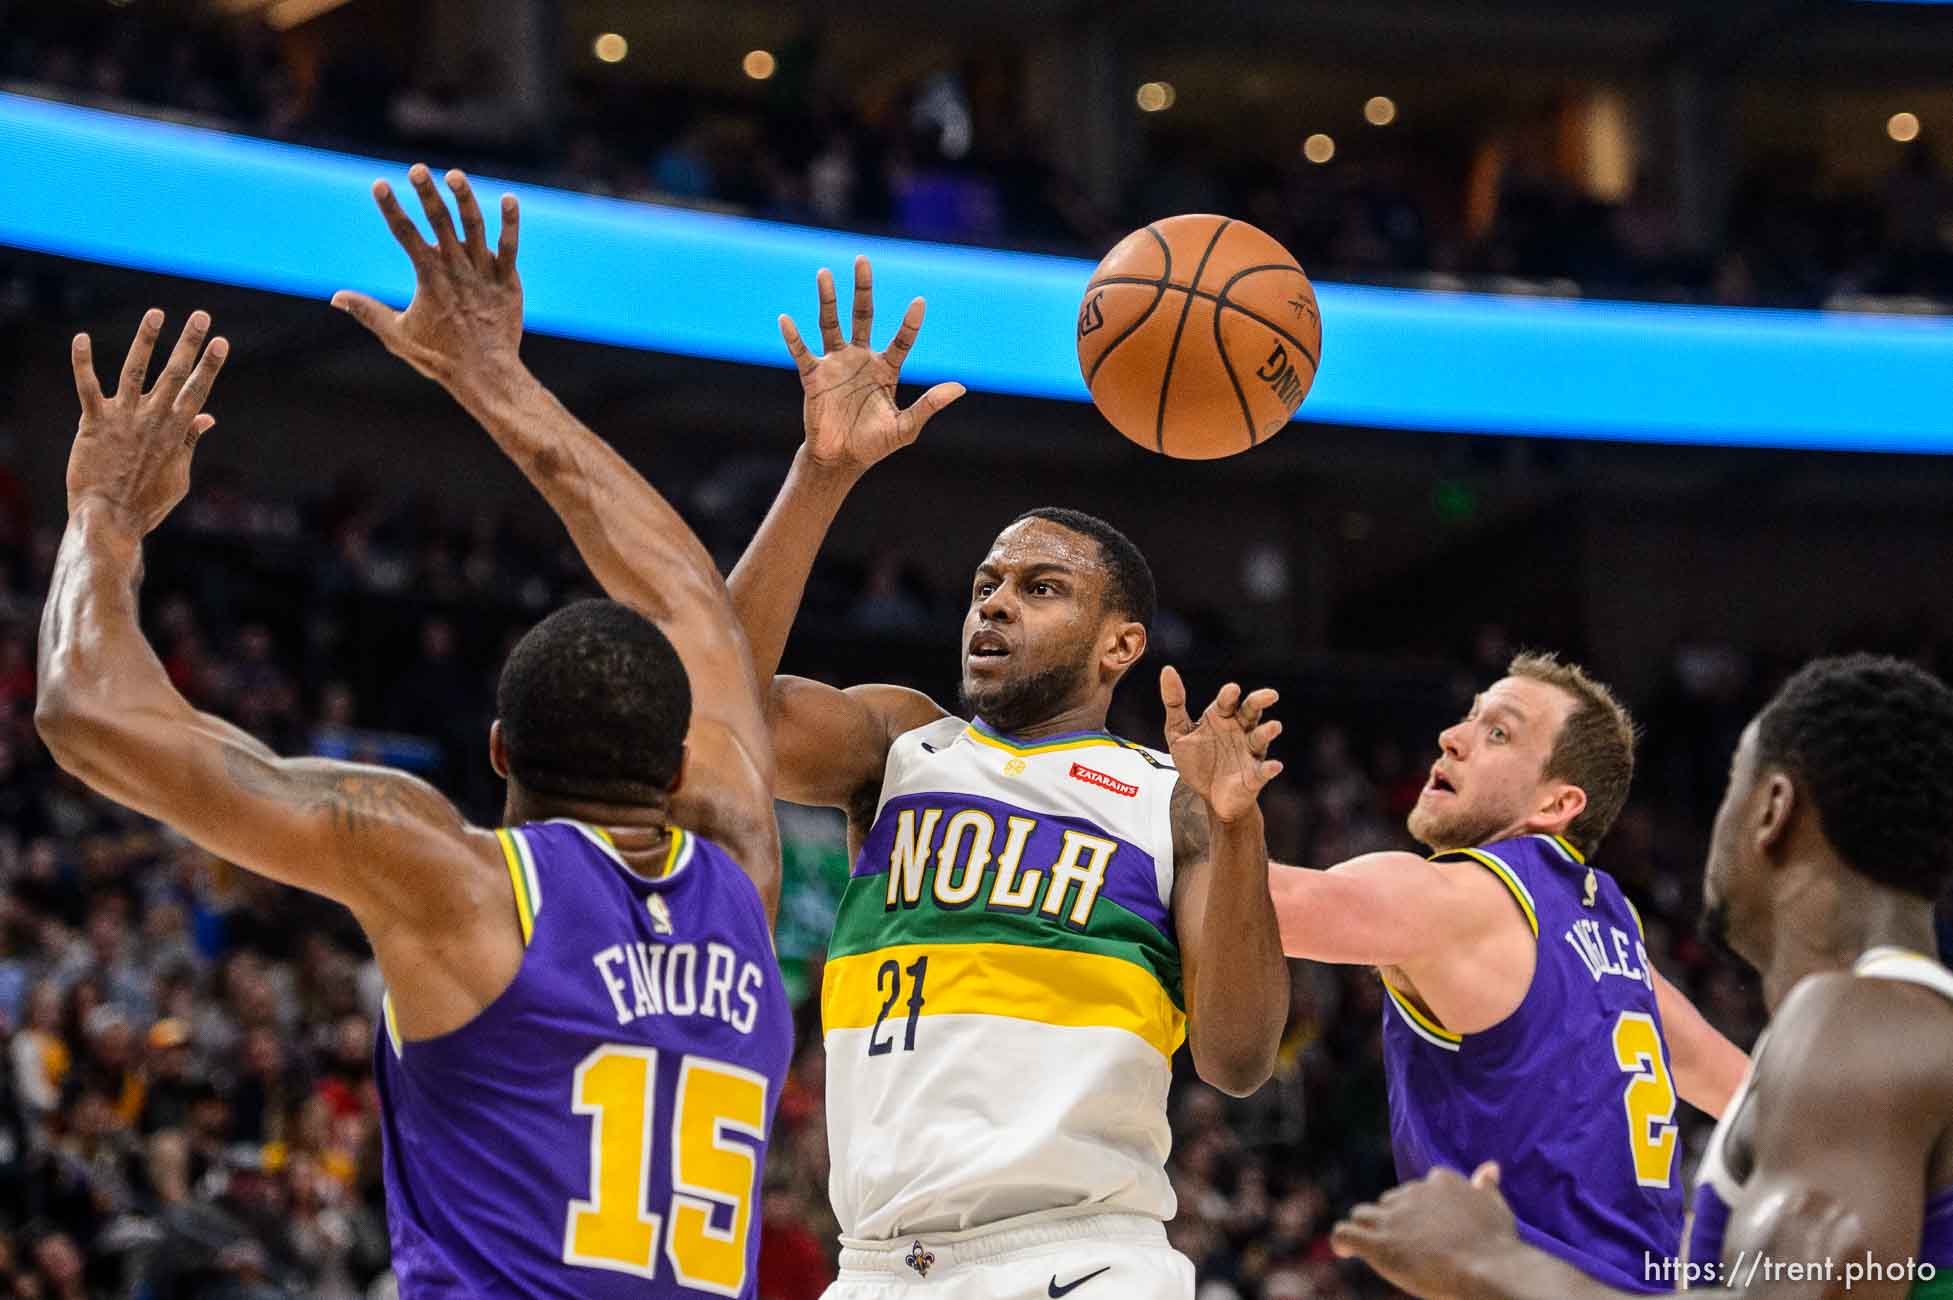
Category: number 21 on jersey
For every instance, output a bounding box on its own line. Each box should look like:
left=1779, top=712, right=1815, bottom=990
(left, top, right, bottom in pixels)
left=564, top=1045, right=770, bottom=1296
left=1612, top=1010, right=1679, bottom=1188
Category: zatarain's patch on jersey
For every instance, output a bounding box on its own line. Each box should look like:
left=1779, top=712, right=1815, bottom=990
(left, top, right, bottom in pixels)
left=1068, top=762, right=1137, bottom=797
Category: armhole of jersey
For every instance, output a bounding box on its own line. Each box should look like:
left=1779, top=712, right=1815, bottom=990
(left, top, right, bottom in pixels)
left=1625, top=896, right=1647, bottom=941
left=1153, top=766, right=1180, bottom=913
left=495, top=827, right=542, bottom=946
left=1434, top=847, right=1540, bottom=939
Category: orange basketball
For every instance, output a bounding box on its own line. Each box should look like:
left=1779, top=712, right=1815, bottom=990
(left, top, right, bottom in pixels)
left=1077, top=214, right=1322, bottom=459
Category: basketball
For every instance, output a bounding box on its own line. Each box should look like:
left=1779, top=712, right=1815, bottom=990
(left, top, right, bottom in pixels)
left=1077, top=214, right=1322, bottom=459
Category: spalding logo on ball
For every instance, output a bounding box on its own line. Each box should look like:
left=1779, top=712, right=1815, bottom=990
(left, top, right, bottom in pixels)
left=1077, top=214, right=1321, bottom=460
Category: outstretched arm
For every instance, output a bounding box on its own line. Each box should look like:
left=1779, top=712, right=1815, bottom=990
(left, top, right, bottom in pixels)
left=333, top=166, right=780, bottom=907
left=1165, top=668, right=1289, bottom=1096
left=725, top=258, right=962, bottom=810
left=1267, top=853, right=1482, bottom=966
left=37, top=313, right=490, bottom=938
left=1653, top=967, right=1748, bottom=1118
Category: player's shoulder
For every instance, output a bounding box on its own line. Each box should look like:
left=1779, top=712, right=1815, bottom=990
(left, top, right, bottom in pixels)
left=1769, top=964, right=1953, bottom=1090
left=890, top=713, right=970, bottom=750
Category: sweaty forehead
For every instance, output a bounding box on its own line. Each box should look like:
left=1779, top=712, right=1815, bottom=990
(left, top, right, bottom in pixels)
left=979, top=518, right=1104, bottom=577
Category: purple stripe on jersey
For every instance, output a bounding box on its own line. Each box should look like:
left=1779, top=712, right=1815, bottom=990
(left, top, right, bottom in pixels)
left=852, top=790, right=1171, bottom=937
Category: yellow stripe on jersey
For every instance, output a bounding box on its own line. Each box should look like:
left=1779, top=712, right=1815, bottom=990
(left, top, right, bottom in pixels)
left=496, top=828, right=536, bottom=945
left=661, top=827, right=688, bottom=878
left=823, top=942, right=1188, bottom=1059
left=962, top=727, right=1128, bottom=758
left=1552, top=834, right=1587, bottom=864
left=1383, top=979, right=1462, bottom=1048
left=381, top=992, right=404, bottom=1058
left=1448, top=848, right=1539, bottom=937
left=1625, top=897, right=1646, bottom=940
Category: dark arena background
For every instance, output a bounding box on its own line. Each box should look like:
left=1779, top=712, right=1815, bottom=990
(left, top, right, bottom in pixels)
left=2, top=0, right=1953, bottom=1296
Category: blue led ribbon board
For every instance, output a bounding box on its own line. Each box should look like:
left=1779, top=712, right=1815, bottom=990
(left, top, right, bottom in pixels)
left=4, top=92, right=1952, bottom=452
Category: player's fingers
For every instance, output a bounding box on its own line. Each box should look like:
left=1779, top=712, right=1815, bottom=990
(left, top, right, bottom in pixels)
left=850, top=255, right=875, bottom=348
left=1471, top=1161, right=1501, bottom=1189
left=408, top=163, right=462, bottom=253
left=446, top=170, right=493, bottom=269
left=779, top=315, right=817, bottom=375
left=1250, top=720, right=1283, bottom=756
left=1256, top=759, right=1285, bottom=786
left=172, top=336, right=230, bottom=421
left=185, top=413, right=216, bottom=449
left=331, top=291, right=399, bottom=340
left=71, top=334, right=104, bottom=412
left=1159, top=665, right=1193, bottom=735
left=1212, top=681, right=1242, bottom=719
left=815, top=267, right=843, bottom=350
left=118, top=309, right=165, bottom=401
left=495, top=194, right=521, bottom=277
left=883, top=297, right=927, bottom=371
left=899, top=382, right=966, bottom=441
left=1327, top=1220, right=1372, bottom=1259
left=154, top=310, right=211, bottom=403
left=372, top=180, right=433, bottom=265
left=1236, top=686, right=1276, bottom=732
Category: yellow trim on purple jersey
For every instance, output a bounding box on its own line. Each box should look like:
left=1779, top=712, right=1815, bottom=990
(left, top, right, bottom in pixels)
left=1384, top=979, right=1462, bottom=1050
left=1440, top=846, right=1540, bottom=937
left=823, top=941, right=1188, bottom=1059
left=496, top=828, right=537, bottom=944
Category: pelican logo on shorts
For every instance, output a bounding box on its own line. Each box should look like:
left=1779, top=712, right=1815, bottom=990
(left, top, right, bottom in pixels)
left=1255, top=340, right=1306, bottom=408
left=1077, top=291, right=1106, bottom=337
left=646, top=895, right=675, bottom=936
left=1002, top=758, right=1028, bottom=778
left=905, top=1241, right=937, bottom=1277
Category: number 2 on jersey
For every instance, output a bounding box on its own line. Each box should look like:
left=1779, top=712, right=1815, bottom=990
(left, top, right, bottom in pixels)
left=868, top=954, right=929, bottom=1056
left=1612, top=1010, right=1679, bottom=1188
left=564, top=1045, right=769, bottom=1295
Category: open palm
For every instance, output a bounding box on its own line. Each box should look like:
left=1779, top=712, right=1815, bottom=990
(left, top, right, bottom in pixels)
left=1161, top=667, right=1284, bottom=824
left=779, top=257, right=965, bottom=474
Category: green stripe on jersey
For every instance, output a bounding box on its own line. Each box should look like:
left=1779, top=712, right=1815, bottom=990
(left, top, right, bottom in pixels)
left=828, top=873, right=1184, bottom=1009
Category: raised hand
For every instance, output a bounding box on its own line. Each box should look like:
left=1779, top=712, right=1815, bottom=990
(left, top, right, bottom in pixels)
left=332, top=164, right=521, bottom=390
left=1161, top=666, right=1284, bottom=825
left=778, top=256, right=965, bottom=476
left=1330, top=1165, right=1517, bottom=1298
left=66, top=309, right=229, bottom=534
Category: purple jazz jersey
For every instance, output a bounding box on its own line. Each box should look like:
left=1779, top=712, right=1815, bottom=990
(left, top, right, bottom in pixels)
left=1381, top=834, right=1683, bottom=1294
left=375, top=821, right=792, bottom=1298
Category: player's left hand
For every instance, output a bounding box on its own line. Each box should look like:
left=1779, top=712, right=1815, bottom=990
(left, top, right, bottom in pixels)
left=1161, top=667, right=1283, bottom=824
left=1330, top=1163, right=1515, bottom=1298
left=778, top=256, right=965, bottom=477
left=333, top=165, right=522, bottom=392
left=66, top=309, right=229, bottom=535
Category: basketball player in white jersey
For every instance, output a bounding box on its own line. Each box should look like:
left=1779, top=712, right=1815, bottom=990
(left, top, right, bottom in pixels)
left=729, top=259, right=1293, bottom=1298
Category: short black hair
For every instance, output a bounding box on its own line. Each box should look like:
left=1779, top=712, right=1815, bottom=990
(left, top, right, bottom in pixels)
left=495, top=599, right=691, bottom=803
left=1011, top=507, right=1157, bottom=631
left=1754, top=654, right=1953, bottom=901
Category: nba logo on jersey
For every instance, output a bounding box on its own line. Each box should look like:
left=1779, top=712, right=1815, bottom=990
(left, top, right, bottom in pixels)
left=646, top=893, right=674, bottom=935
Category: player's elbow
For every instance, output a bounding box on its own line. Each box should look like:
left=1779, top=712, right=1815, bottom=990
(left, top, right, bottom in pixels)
left=34, top=685, right=119, bottom=782
left=1192, top=1038, right=1279, bottom=1097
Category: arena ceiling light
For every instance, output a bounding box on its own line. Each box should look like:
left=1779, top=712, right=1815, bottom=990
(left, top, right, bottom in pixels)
left=4, top=92, right=1953, bottom=454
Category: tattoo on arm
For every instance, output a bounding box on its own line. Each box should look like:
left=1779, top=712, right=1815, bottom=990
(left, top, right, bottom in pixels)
left=1172, top=779, right=1212, bottom=866
left=222, top=750, right=464, bottom=838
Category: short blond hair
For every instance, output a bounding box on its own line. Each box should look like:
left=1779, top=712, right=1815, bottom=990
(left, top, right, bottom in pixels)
left=1507, top=651, right=1637, bottom=857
